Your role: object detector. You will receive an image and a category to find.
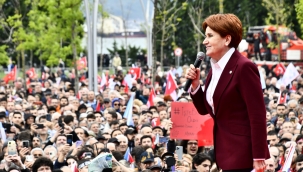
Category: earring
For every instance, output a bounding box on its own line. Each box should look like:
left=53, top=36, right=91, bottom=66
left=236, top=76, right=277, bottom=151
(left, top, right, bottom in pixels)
left=225, top=43, right=228, bottom=46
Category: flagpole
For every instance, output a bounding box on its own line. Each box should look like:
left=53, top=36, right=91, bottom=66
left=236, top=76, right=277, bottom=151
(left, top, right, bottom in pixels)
left=84, top=0, right=93, bottom=91
left=92, top=0, right=99, bottom=93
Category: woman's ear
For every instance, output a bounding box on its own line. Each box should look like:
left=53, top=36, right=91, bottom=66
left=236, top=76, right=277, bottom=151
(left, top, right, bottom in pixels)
left=226, top=35, right=232, bottom=46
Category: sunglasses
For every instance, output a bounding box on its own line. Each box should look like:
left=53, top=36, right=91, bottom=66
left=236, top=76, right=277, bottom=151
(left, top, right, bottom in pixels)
left=114, top=103, right=120, bottom=106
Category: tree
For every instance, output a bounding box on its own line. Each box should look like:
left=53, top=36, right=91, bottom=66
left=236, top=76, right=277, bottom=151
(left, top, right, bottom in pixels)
left=262, top=0, right=290, bottom=61
left=27, top=0, right=84, bottom=92
left=0, top=0, right=30, bottom=70
left=188, top=0, right=205, bottom=53
left=153, top=0, right=187, bottom=69
left=296, top=0, right=303, bottom=36
left=6, top=0, right=33, bottom=84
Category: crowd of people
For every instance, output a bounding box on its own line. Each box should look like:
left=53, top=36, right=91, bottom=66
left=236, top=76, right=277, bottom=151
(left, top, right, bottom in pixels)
left=1, top=55, right=303, bottom=172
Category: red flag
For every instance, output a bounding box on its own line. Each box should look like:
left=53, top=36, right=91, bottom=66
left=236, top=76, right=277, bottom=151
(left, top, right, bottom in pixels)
left=76, top=91, right=81, bottom=99
left=129, top=68, right=141, bottom=80
left=96, top=101, right=101, bottom=112
left=274, top=63, right=286, bottom=76
left=165, top=72, right=177, bottom=101
left=151, top=117, right=161, bottom=127
left=79, top=75, right=86, bottom=82
left=141, top=74, right=145, bottom=84
left=147, top=88, right=156, bottom=107
left=26, top=68, right=36, bottom=79
left=100, top=73, right=107, bottom=90
left=71, top=162, right=79, bottom=172
left=26, top=78, right=31, bottom=85
left=3, top=66, right=17, bottom=83
left=278, top=91, right=287, bottom=104
left=3, top=73, right=13, bottom=84
left=41, top=72, right=46, bottom=80
left=124, top=85, right=129, bottom=94
left=123, top=147, right=134, bottom=164
left=97, top=75, right=101, bottom=83
left=77, top=57, right=87, bottom=70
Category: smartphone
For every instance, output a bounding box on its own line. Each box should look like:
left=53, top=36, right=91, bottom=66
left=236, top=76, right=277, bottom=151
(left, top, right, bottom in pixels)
left=36, top=124, right=44, bottom=129
left=26, top=155, right=33, bottom=162
left=8, top=141, right=17, bottom=155
left=66, top=134, right=73, bottom=146
left=159, top=137, right=169, bottom=143
left=58, top=118, right=64, bottom=133
left=85, top=152, right=92, bottom=158
left=23, top=141, right=29, bottom=148
left=176, top=146, right=183, bottom=161
left=75, top=140, right=83, bottom=148
left=290, top=117, right=296, bottom=123
left=2, top=123, right=13, bottom=133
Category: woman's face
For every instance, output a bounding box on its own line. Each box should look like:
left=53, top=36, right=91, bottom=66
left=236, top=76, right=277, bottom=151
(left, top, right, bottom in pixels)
left=284, top=147, right=297, bottom=162
left=203, top=26, right=230, bottom=61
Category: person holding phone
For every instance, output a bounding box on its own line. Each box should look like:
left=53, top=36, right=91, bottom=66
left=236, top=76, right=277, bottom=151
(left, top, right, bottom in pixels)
left=186, top=13, right=269, bottom=171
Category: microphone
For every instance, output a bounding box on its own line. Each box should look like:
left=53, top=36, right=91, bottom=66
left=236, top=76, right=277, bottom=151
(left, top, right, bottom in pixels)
left=183, top=52, right=205, bottom=92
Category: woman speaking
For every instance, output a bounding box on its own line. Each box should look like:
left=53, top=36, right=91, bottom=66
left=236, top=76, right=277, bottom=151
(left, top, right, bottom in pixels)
left=186, top=14, right=270, bottom=172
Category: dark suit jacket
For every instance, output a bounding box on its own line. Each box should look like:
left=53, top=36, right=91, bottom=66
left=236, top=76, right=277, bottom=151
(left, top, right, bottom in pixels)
left=191, top=50, right=270, bottom=170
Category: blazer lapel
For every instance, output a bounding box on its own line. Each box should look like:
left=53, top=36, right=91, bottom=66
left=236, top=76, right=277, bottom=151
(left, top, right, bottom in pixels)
left=204, top=69, right=215, bottom=117
left=213, top=51, right=240, bottom=115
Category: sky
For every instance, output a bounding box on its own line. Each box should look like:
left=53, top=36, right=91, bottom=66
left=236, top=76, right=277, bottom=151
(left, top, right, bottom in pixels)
left=101, top=0, right=154, bottom=23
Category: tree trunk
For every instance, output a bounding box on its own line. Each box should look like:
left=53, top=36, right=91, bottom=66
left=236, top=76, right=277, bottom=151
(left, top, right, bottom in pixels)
left=197, top=9, right=201, bottom=53
left=30, top=50, right=33, bottom=68
left=123, top=20, right=128, bottom=69
left=100, top=18, right=104, bottom=73
left=72, top=24, right=79, bottom=94
left=21, top=50, right=26, bottom=90
left=160, top=22, right=165, bottom=70
left=152, top=0, right=158, bottom=85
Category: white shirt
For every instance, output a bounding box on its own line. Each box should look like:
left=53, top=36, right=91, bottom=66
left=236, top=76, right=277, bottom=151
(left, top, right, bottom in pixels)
left=192, top=48, right=235, bottom=114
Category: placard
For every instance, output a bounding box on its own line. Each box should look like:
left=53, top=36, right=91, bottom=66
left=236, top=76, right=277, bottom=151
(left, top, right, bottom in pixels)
left=170, top=102, right=214, bottom=146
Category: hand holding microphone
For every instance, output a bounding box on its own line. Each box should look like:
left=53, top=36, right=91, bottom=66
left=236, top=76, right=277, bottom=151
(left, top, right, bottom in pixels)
left=184, top=52, right=205, bottom=92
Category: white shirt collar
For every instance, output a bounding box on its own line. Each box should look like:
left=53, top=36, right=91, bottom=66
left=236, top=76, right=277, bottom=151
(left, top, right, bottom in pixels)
left=210, top=47, right=235, bottom=69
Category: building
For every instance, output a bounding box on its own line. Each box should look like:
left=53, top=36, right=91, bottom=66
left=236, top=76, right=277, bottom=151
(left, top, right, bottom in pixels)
left=81, top=14, right=147, bottom=55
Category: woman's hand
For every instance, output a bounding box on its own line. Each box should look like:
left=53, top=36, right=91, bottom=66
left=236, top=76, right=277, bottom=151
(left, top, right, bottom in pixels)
left=185, top=64, right=201, bottom=90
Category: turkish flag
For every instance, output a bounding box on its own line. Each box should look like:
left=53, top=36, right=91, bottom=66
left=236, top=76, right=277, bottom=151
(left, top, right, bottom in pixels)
left=165, top=72, right=177, bottom=101
left=3, top=73, right=14, bottom=84
left=274, top=63, right=286, bottom=76
left=151, top=117, right=161, bottom=127
left=141, top=74, right=145, bottom=84
left=147, top=88, right=156, bottom=107
left=26, top=68, right=36, bottom=79
left=77, top=57, right=87, bottom=70
left=41, top=72, right=46, bottom=80
left=97, top=75, right=101, bottom=83
left=121, top=80, right=129, bottom=93
left=3, top=66, right=17, bottom=83
left=79, top=75, right=86, bottom=82
left=278, top=91, right=287, bottom=104
left=129, top=68, right=141, bottom=80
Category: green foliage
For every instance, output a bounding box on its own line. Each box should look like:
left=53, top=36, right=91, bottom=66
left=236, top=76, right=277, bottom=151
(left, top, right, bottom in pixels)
left=262, top=0, right=289, bottom=26
left=27, top=0, right=84, bottom=67
left=153, top=0, right=274, bottom=66
left=296, top=0, right=303, bottom=33
left=0, top=45, right=9, bottom=64
left=0, top=0, right=85, bottom=68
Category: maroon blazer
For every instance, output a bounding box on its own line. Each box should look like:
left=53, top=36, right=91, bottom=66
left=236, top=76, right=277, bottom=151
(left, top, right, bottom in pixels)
left=191, top=51, right=270, bottom=170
